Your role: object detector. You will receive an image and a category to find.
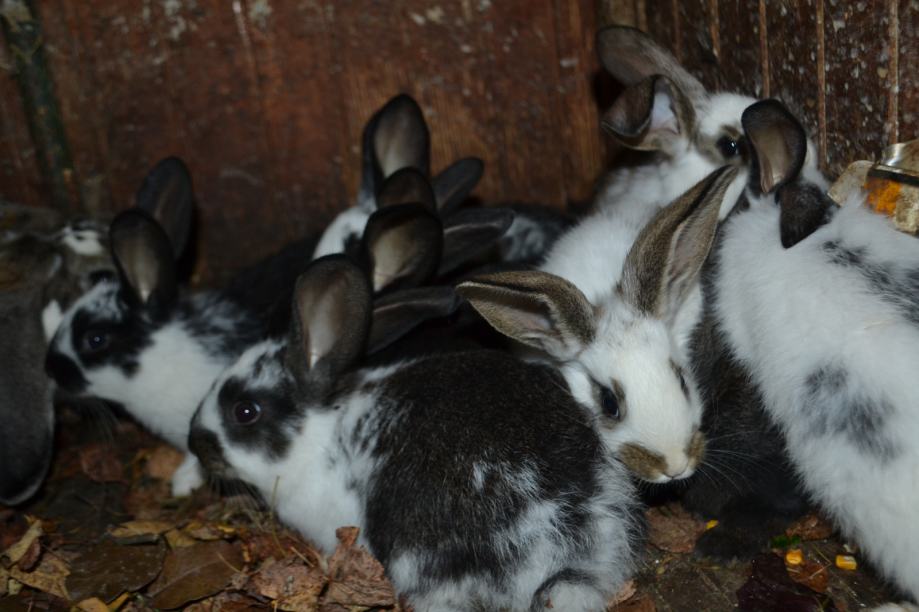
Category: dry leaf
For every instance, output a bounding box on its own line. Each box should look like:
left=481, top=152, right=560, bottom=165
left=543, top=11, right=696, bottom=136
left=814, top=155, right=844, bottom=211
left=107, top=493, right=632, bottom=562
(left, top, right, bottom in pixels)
left=184, top=590, right=266, bottom=611
left=612, top=593, right=657, bottom=612
left=2, top=517, right=43, bottom=566
left=109, top=520, right=175, bottom=540
left=146, top=540, right=245, bottom=610
left=184, top=521, right=235, bottom=541
left=143, top=446, right=185, bottom=481
left=737, top=553, right=837, bottom=612
left=785, top=514, right=835, bottom=542
left=8, top=552, right=71, bottom=600
left=250, top=556, right=326, bottom=610
left=645, top=504, right=707, bottom=554
left=322, top=526, right=396, bottom=610
left=607, top=580, right=637, bottom=607
left=165, top=528, right=199, bottom=549
left=76, top=597, right=113, bottom=612
left=787, top=559, right=830, bottom=594
left=67, top=541, right=166, bottom=603
left=79, top=444, right=125, bottom=483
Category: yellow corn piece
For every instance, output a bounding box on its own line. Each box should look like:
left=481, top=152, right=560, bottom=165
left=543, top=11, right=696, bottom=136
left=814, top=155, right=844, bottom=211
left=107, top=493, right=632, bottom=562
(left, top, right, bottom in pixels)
left=705, top=519, right=719, bottom=530
left=836, top=554, right=857, bottom=571
left=785, top=549, right=804, bottom=566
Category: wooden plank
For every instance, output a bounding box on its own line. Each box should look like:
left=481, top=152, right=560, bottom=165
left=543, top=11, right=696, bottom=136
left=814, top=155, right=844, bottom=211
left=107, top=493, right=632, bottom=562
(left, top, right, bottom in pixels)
left=644, top=0, right=679, bottom=58
left=717, top=0, right=762, bottom=97
left=675, top=0, right=721, bottom=92
left=0, top=39, right=44, bottom=207
left=899, top=0, right=917, bottom=142
left=553, top=0, right=605, bottom=204
left=822, top=0, right=892, bottom=175
left=764, top=0, right=822, bottom=154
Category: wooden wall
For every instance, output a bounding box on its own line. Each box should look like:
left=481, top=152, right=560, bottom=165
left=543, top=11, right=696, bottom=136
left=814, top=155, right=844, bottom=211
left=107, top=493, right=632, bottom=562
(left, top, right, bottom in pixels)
left=609, top=0, right=918, bottom=177
left=3, top=1, right=916, bottom=283
left=0, top=0, right=604, bottom=284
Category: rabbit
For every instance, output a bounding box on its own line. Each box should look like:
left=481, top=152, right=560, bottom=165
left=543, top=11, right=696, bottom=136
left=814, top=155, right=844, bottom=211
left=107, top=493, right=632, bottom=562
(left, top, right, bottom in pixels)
left=188, top=255, right=643, bottom=612
left=313, top=93, right=566, bottom=269
left=0, top=203, right=115, bottom=505
left=593, top=25, right=826, bottom=227
left=43, top=163, right=478, bottom=497
left=676, top=98, right=919, bottom=601
left=456, top=166, right=745, bottom=486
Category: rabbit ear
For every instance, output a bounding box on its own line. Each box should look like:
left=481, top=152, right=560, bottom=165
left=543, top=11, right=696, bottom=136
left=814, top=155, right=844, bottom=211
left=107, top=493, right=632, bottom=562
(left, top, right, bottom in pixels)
left=432, top=157, right=485, bottom=216
left=602, top=75, right=696, bottom=153
left=287, top=255, right=371, bottom=386
left=362, top=203, right=442, bottom=293
left=109, top=210, right=177, bottom=315
left=134, top=157, right=194, bottom=259
left=742, top=99, right=808, bottom=195
left=359, top=95, right=430, bottom=208
left=438, top=207, right=514, bottom=276
left=457, top=270, right=595, bottom=359
left=621, top=165, right=739, bottom=321
left=376, top=167, right=436, bottom=211
left=368, top=285, right=461, bottom=354
left=596, top=25, right=708, bottom=106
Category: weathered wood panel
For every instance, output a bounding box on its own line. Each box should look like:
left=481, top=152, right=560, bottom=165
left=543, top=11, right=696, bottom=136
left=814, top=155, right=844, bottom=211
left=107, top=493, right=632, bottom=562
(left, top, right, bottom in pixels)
left=0, top=39, right=43, bottom=207
left=899, top=0, right=918, bottom=143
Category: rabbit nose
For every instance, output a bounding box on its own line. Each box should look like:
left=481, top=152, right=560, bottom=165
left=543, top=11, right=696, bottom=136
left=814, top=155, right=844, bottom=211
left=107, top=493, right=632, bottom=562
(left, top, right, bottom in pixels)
left=664, top=457, right=691, bottom=480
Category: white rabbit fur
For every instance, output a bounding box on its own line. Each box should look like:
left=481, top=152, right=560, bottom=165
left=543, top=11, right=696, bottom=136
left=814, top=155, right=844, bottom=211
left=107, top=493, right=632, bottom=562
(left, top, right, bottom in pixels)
left=714, top=193, right=919, bottom=600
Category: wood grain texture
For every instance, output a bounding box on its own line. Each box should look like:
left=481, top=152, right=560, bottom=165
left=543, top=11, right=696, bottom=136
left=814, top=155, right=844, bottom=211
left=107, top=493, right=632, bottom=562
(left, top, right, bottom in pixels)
left=899, top=0, right=917, bottom=143
left=0, top=39, right=44, bottom=207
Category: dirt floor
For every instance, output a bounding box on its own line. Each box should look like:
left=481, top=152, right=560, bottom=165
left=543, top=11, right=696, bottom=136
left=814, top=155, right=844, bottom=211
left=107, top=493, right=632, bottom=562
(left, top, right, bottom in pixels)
left=0, top=406, right=899, bottom=612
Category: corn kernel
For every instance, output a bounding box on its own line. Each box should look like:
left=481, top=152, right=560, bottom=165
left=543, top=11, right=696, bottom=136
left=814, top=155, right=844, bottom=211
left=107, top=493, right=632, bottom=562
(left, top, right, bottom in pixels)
left=705, top=519, right=719, bottom=530
left=836, top=554, right=857, bottom=571
left=785, top=549, right=804, bottom=566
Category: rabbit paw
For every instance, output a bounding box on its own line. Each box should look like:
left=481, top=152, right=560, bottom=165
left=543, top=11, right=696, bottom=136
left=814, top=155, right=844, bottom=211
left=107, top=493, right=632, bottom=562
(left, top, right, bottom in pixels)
left=170, top=454, right=204, bottom=497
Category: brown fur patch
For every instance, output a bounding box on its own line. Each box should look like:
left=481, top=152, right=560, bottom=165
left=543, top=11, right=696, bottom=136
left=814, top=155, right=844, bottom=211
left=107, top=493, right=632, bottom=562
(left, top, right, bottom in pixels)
left=619, top=443, right=667, bottom=481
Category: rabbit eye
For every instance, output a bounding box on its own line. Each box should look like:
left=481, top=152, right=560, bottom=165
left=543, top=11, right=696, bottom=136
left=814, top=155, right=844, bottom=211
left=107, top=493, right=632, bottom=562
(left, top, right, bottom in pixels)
left=716, top=135, right=741, bottom=159
left=233, top=400, right=262, bottom=426
left=599, top=386, right=621, bottom=420
left=679, top=371, right=689, bottom=395
left=81, top=329, right=110, bottom=353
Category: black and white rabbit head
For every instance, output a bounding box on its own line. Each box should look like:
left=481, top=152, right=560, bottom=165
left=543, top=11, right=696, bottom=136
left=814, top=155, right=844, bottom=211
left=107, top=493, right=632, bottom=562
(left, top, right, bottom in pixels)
left=44, top=158, right=198, bottom=428
left=459, top=166, right=740, bottom=484
left=189, top=256, right=371, bottom=490
left=595, top=26, right=825, bottom=223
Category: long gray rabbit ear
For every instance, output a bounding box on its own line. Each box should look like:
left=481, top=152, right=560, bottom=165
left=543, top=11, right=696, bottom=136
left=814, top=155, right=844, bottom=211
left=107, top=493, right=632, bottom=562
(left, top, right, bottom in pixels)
left=596, top=25, right=708, bottom=105
left=432, top=157, right=484, bottom=216
left=287, top=255, right=372, bottom=389
left=376, top=167, right=436, bottom=211
left=741, top=99, right=808, bottom=195
left=602, top=74, right=696, bottom=154
left=358, top=94, right=430, bottom=209
left=368, top=285, right=461, bottom=354
left=457, top=270, right=595, bottom=360
left=109, top=209, right=178, bottom=316
left=362, top=203, right=442, bottom=294
left=621, top=165, right=739, bottom=322
left=438, top=207, right=514, bottom=277
left=134, top=157, right=194, bottom=259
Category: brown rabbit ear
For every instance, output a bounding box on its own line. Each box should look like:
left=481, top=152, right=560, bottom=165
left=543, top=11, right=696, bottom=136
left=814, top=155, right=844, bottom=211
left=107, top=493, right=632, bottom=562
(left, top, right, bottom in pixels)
left=602, top=75, right=696, bottom=153
left=368, top=285, right=461, bottom=354
left=287, top=255, right=371, bottom=387
left=109, top=210, right=177, bottom=315
left=457, top=270, right=595, bottom=359
left=597, top=25, right=708, bottom=105
left=621, top=165, right=739, bottom=322
left=362, top=203, right=442, bottom=294
left=432, top=157, right=484, bottom=216
left=376, top=167, right=436, bottom=211
left=359, top=95, right=430, bottom=205
left=741, top=99, right=808, bottom=195
left=438, top=207, right=514, bottom=277
left=134, top=157, right=194, bottom=259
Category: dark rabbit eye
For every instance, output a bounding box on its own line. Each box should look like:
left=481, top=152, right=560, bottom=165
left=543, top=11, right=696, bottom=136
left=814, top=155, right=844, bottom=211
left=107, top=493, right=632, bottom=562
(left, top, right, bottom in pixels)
left=233, top=400, right=262, bottom=426
left=81, top=329, right=110, bottom=353
left=716, top=135, right=741, bottom=159
left=88, top=269, right=116, bottom=285
left=679, top=371, right=689, bottom=395
left=600, top=386, right=621, bottom=420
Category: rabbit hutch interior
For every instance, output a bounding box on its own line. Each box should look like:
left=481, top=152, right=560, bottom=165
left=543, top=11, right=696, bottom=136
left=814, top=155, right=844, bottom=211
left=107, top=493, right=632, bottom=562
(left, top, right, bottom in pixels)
left=2, top=0, right=919, bottom=610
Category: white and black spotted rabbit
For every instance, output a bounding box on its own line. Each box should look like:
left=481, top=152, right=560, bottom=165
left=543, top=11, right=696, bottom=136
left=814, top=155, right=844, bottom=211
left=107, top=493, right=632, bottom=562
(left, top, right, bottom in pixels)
left=189, top=255, right=642, bottom=612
